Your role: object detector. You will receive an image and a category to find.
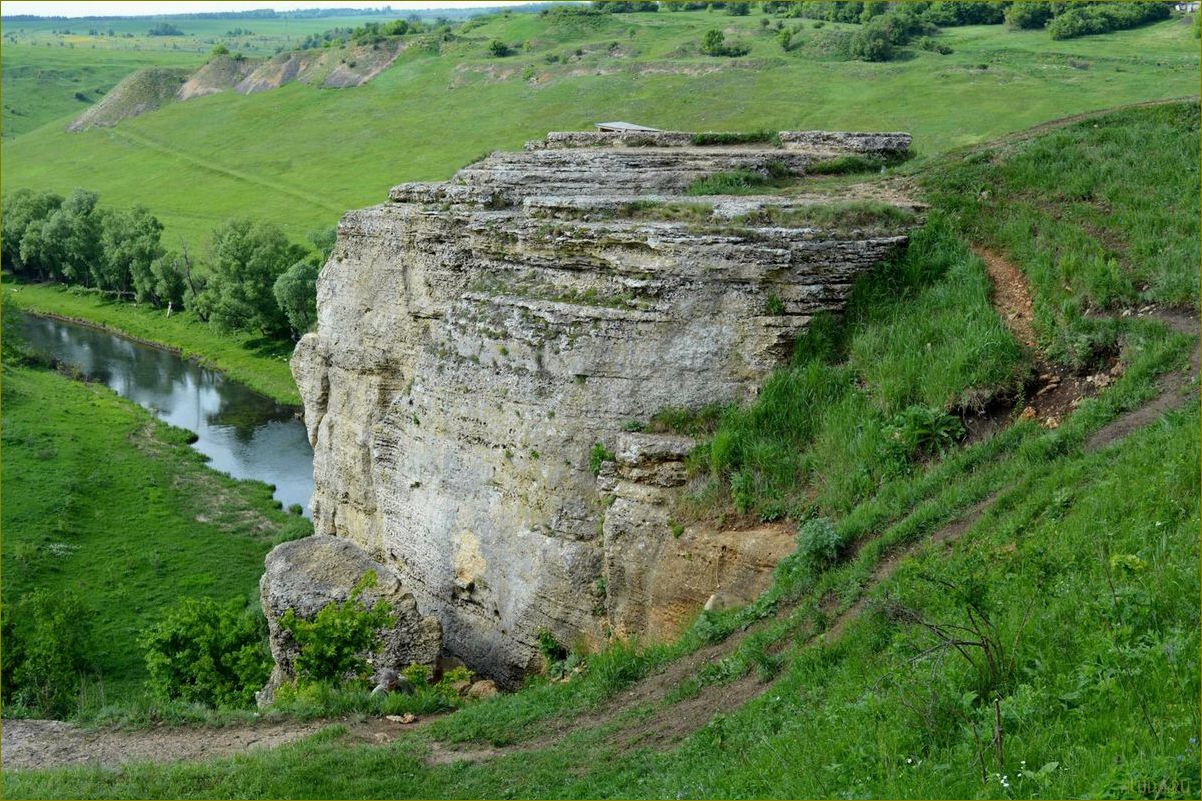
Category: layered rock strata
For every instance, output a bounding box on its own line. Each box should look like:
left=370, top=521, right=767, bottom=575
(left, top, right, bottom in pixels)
left=293, top=129, right=914, bottom=686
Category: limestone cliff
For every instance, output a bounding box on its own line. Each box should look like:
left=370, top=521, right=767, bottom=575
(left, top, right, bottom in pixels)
left=293, top=129, right=916, bottom=687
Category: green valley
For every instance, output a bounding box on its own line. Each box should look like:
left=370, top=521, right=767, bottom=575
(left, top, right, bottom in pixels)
left=0, top=3, right=1198, bottom=799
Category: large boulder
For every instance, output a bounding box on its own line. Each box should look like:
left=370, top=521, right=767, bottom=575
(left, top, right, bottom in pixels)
left=257, top=534, right=442, bottom=706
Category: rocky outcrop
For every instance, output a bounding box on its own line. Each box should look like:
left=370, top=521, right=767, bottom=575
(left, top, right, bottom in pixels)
left=70, top=41, right=406, bottom=132
left=66, top=68, right=190, bottom=132
left=597, top=433, right=797, bottom=641
left=176, top=55, right=259, bottom=101
left=257, top=534, right=442, bottom=705
left=293, top=129, right=915, bottom=687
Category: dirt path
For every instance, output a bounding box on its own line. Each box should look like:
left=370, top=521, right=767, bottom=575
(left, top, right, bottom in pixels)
left=977, top=247, right=1038, bottom=349
left=0, top=716, right=424, bottom=772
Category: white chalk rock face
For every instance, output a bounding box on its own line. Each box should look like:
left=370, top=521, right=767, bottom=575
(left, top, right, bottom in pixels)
left=293, top=129, right=916, bottom=687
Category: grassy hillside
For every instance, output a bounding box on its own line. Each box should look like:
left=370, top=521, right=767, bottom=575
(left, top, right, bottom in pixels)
left=2, top=10, right=1197, bottom=245
left=0, top=355, right=310, bottom=706
left=4, top=99, right=1197, bottom=799
left=0, top=11, right=418, bottom=137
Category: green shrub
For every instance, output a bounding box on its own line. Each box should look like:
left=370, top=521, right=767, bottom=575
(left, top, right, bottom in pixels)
left=140, top=596, right=271, bottom=709
left=589, top=442, right=616, bottom=475
left=917, top=36, right=953, bottom=54
left=278, top=572, right=396, bottom=683
left=920, top=1, right=1004, bottom=26
left=2, top=589, right=95, bottom=717
left=487, top=39, right=512, bottom=57
left=880, top=405, right=966, bottom=468
left=798, top=516, right=842, bottom=570
left=850, top=21, right=892, bottom=61
left=700, top=28, right=750, bottom=57
left=1005, top=1, right=1054, bottom=30
left=537, top=629, right=569, bottom=666
left=1047, top=2, right=1171, bottom=40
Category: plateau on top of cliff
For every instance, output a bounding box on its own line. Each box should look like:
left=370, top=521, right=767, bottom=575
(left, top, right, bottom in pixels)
left=389, top=128, right=915, bottom=205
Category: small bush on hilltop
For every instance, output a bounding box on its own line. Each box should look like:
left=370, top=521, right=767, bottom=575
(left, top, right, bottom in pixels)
left=700, top=28, right=750, bottom=57
left=140, top=596, right=271, bottom=709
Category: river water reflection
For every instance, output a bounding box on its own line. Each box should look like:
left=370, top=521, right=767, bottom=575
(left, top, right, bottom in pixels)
left=17, top=312, right=314, bottom=516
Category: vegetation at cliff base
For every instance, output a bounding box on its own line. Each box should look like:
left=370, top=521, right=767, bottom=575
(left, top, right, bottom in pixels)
left=0, top=342, right=310, bottom=712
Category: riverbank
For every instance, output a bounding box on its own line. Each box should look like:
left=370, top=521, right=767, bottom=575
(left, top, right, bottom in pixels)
left=3, top=282, right=301, bottom=405
left=1, top=360, right=312, bottom=708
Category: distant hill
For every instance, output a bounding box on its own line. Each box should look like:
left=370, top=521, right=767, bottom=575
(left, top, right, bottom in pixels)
left=69, top=40, right=410, bottom=132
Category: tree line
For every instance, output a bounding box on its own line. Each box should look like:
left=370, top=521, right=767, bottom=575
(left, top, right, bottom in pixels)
left=2, top=188, right=330, bottom=341
left=766, top=1, right=1171, bottom=39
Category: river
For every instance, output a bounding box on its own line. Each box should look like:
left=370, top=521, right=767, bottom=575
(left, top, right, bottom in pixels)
left=16, top=312, right=315, bottom=517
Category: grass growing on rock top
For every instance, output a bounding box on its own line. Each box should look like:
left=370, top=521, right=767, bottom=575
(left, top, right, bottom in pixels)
left=687, top=101, right=1199, bottom=522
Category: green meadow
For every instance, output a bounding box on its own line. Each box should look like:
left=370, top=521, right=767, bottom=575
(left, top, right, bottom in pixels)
left=5, top=91, right=1200, bottom=798
left=0, top=354, right=310, bottom=706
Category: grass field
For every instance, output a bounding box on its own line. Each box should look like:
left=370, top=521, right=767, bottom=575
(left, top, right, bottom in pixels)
left=0, top=11, right=427, bottom=138
left=7, top=400, right=1196, bottom=797
left=0, top=356, right=310, bottom=706
left=1, top=10, right=1197, bottom=244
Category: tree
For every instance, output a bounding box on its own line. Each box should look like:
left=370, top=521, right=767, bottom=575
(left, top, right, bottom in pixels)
left=271, top=227, right=333, bottom=338
left=726, top=2, right=751, bottom=15
left=31, top=189, right=104, bottom=286
left=1, top=188, right=63, bottom=278
left=98, top=205, right=163, bottom=296
left=700, top=27, right=749, bottom=56
left=850, top=20, right=893, bottom=61
left=148, top=250, right=190, bottom=310
left=487, top=38, right=511, bottom=57
left=701, top=27, right=724, bottom=53
left=1004, top=1, right=1054, bottom=30
left=382, top=18, right=409, bottom=36
left=199, top=218, right=306, bottom=336
left=147, top=22, right=185, bottom=36
left=273, top=260, right=320, bottom=338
